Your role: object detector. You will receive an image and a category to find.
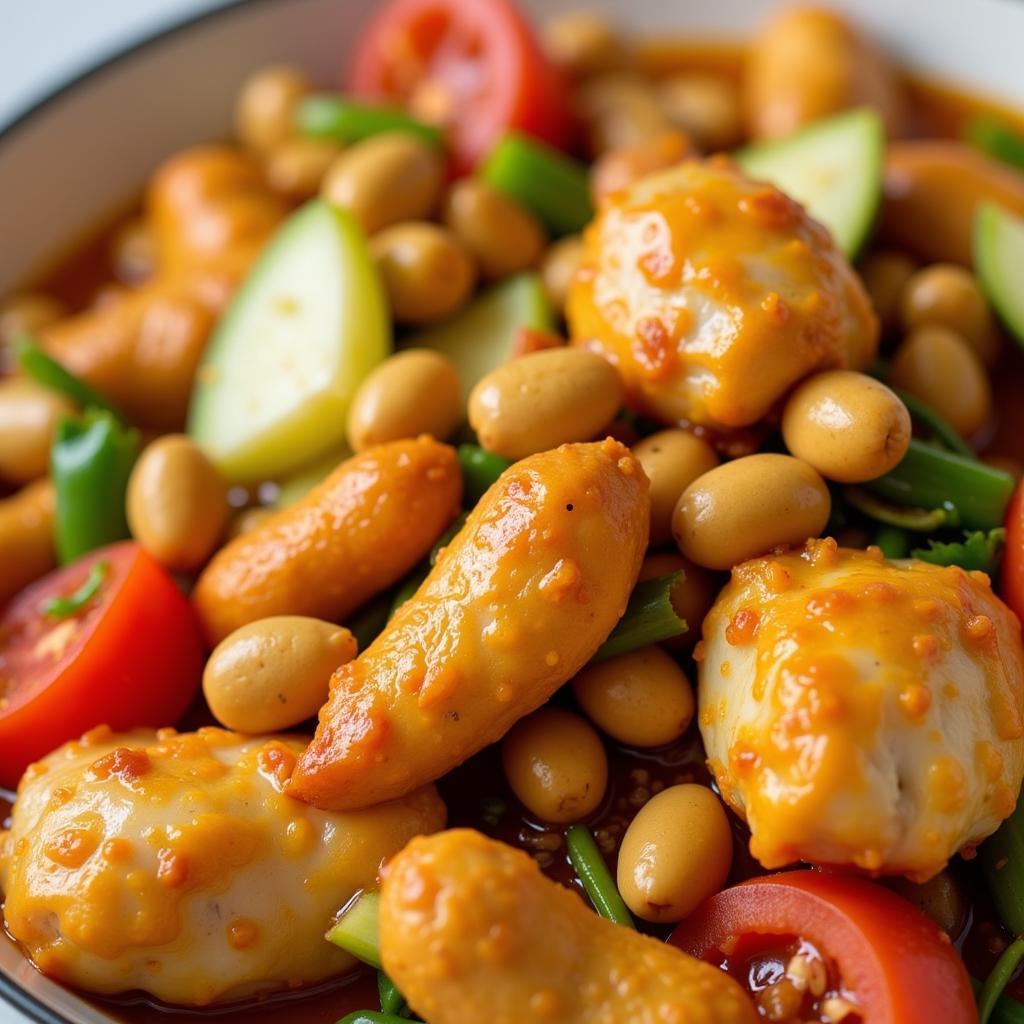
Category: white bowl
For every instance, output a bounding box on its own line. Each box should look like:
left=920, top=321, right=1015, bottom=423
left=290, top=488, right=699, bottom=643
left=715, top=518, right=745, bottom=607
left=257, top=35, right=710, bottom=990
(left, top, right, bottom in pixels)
left=1, top=0, right=1023, bottom=1020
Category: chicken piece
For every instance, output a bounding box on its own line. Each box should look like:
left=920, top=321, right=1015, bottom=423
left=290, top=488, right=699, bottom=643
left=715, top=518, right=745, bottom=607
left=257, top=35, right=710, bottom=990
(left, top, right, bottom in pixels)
left=193, top=437, right=462, bottom=645
left=699, top=539, right=1024, bottom=880
left=288, top=439, right=649, bottom=811
left=567, top=158, right=878, bottom=429
left=0, top=727, right=444, bottom=1005
left=41, top=146, right=287, bottom=429
left=380, top=829, right=757, bottom=1024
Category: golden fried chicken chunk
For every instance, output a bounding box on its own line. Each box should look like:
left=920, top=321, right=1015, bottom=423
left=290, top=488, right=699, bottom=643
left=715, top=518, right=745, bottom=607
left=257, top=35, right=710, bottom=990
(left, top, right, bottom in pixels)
left=0, top=727, right=444, bottom=1005
left=567, top=158, right=878, bottom=429
left=699, top=540, right=1024, bottom=880
left=379, top=829, right=757, bottom=1024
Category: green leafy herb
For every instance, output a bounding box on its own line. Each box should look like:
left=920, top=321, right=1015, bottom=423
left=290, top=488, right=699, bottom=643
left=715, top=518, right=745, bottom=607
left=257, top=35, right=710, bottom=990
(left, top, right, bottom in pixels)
left=912, top=528, right=1005, bottom=573
left=42, top=560, right=109, bottom=618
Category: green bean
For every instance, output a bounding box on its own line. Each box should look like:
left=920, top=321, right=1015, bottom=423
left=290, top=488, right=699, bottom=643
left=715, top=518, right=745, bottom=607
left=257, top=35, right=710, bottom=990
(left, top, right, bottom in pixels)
left=480, top=133, right=593, bottom=235
left=16, top=335, right=118, bottom=415
left=980, top=937, right=1024, bottom=1024
left=973, top=979, right=1024, bottom=1024
left=337, top=1014, right=410, bottom=1024
left=377, top=972, right=406, bottom=1016
left=592, top=572, right=687, bottom=662
left=51, top=409, right=139, bottom=563
left=457, top=444, right=512, bottom=505
left=983, top=796, right=1024, bottom=937
left=865, top=439, right=1014, bottom=531
left=326, top=890, right=382, bottom=969
left=42, top=560, right=109, bottom=618
left=873, top=525, right=911, bottom=559
left=967, top=116, right=1024, bottom=172
left=894, top=387, right=975, bottom=459
left=845, top=486, right=957, bottom=532
left=566, top=825, right=635, bottom=928
left=296, top=94, right=442, bottom=148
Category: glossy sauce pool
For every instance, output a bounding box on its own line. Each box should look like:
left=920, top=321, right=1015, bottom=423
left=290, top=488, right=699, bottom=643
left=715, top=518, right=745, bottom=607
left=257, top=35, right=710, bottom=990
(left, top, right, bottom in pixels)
left=4, top=37, right=1024, bottom=1024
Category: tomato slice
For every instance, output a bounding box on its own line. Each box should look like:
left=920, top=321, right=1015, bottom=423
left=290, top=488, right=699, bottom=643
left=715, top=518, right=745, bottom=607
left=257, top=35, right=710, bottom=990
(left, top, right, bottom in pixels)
left=347, top=0, right=572, bottom=173
left=670, top=871, right=977, bottom=1024
left=1003, top=481, right=1024, bottom=623
left=0, top=542, right=205, bottom=788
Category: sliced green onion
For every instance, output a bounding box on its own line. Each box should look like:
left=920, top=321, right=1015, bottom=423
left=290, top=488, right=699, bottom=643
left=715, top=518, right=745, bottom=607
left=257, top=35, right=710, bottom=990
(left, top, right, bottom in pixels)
left=389, top=565, right=430, bottom=619
left=980, top=937, right=1024, bottom=1024
left=984, top=795, right=1024, bottom=937
left=377, top=972, right=406, bottom=1016
left=346, top=593, right=392, bottom=652
left=967, top=116, right=1024, bottom=172
left=430, top=512, right=468, bottom=565
left=42, top=560, right=109, bottom=618
left=864, top=439, right=1014, bottom=531
left=480, top=133, right=593, bottom=235
left=873, top=525, right=910, bottom=559
left=845, top=486, right=957, bottom=532
left=894, top=387, right=975, bottom=459
left=592, top=572, right=687, bottom=662
left=51, top=409, right=139, bottom=563
left=296, top=94, right=442, bottom=148
left=973, top=980, right=1024, bottom=1024
left=16, top=335, right=118, bottom=415
left=566, top=825, right=634, bottom=928
left=912, top=528, right=1005, bottom=573
left=458, top=444, right=512, bottom=505
left=326, top=890, right=382, bottom=969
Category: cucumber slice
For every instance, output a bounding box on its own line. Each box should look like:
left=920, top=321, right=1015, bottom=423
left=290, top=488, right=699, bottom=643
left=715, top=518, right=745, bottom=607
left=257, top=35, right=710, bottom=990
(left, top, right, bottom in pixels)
left=326, top=890, right=382, bottom=969
left=974, top=202, right=1024, bottom=348
left=404, top=272, right=553, bottom=407
left=273, top=445, right=350, bottom=507
left=735, top=107, right=884, bottom=258
left=188, top=200, right=390, bottom=482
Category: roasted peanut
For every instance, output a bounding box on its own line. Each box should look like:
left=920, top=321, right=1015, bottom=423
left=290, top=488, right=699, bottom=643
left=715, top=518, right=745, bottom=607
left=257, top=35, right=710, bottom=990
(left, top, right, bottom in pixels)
left=204, top=617, right=357, bottom=733
left=194, top=437, right=462, bottom=644
left=264, top=137, right=343, bottom=199
left=379, top=830, right=758, bottom=1024
left=542, top=11, right=627, bottom=78
left=540, top=234, right=584, bottom=313
left=574, top=73, right=674, bottom=156
left=657, top=73, right=742, bottom=152
left=673, top=454, right=831, bottom=570
left=0, top=378, right=76, bottom=484
left=590, top=130, right=695, bottom=202
left=468, top=348, right=623, bottom=459
left=289, top=439, right=649, bottom=809
left=235, top=65, right=312, bottom=151
left=859, top=249, right=916, bottom=333
left=347, top=349, right=461, bottom=451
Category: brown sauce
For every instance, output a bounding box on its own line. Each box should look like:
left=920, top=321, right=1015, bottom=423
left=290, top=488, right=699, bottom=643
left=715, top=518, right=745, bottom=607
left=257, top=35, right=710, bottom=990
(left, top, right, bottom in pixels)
left=3, top=32, right=1024, bottom=1024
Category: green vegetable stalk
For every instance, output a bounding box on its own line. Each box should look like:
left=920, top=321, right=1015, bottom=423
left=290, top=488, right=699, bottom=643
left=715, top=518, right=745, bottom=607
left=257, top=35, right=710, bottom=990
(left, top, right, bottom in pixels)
left=893, top=387, right=975, bottom=459
left=865, top=439, right=1015, bottom=532
left=17, top=335, right=117, bottom=414
left=967, top=116, right=1024, bottom=172
left=457, top=444, right=512, bottom=505
left=296, top=94, right=443, bottom=148
left=326, top=889, right=383, bottom=969
left=51, top=409, right=139, bottom=564
left=566, top=825, right=634, bottom=928
left=480, top=133, right=593, bottom=235
left=377, top=972, right=407, bottom=1016
left=979, top=938, right=1024, bottom=1024
left=592, top=572, right=687, bottom=662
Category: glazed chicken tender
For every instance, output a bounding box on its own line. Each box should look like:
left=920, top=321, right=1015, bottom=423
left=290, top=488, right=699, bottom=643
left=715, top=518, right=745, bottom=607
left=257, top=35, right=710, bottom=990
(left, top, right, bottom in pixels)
left=40, top=146, right=287, bottom=429
left=567, top=158, right=878, bottom=429
left=0, top=727, right=444, bottom=1005
left=699, top=540, right=1024, bottom=880
left=379, top=829, right=758, bottom=1024
left=289, top=439, right=649, bottom=810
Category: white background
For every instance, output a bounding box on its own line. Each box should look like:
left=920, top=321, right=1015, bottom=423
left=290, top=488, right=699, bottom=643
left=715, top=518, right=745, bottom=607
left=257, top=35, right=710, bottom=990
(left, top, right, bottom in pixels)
left=0, top=0, right=226, bottom=130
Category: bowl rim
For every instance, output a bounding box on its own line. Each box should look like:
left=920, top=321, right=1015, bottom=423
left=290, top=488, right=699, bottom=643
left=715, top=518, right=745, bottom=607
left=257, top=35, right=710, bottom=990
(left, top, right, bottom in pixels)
left=0, top=0, right=260, bottom=145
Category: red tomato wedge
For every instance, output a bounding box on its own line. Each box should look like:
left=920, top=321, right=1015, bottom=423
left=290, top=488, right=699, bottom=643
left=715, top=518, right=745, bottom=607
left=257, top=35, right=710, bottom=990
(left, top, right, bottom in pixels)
left=0, top=542, right=205, bottom=788
left=670, top=871, right=978, bottom=1024
left=347, top=0, right=572, bottom=173
left=1003, top=481, right=1024, bottom=623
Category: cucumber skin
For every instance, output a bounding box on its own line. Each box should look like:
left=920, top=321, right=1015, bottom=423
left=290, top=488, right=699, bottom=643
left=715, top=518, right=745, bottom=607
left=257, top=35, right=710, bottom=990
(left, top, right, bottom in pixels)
left=187, top=200, right=390, bottom=482
left=975, top=202, right=1024, bottom=347
left=736, top=107, right=884, bottom=259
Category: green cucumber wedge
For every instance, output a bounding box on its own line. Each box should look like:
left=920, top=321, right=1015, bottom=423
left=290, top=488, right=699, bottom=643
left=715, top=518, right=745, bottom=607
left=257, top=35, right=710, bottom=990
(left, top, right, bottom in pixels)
left=404, top=272, right=553, bottom=408
left=188, top=200, right=390, bottom=482
left=974, top=202, right=1024, bottom=348
left=736, top=107, right=884, bottom=258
